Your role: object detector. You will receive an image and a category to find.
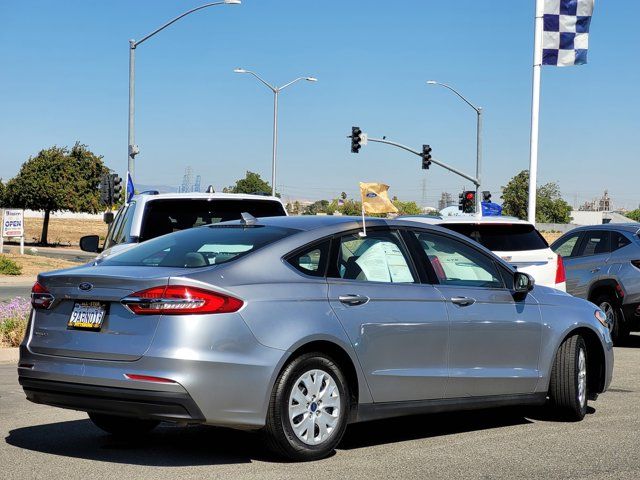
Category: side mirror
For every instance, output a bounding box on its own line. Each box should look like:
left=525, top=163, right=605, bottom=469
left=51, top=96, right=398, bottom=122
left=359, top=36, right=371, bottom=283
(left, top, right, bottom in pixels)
left=79, top=235, right=100, bottom=253
left=514, top=271, right=535, bottom=294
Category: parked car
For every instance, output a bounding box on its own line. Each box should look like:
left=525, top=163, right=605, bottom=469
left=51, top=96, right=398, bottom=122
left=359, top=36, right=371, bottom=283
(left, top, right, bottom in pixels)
left=79, top=191, right=288, bottom=258
left=20, top=216, right=612, bottom=461
left=400, top=216, right=566, bottom=291
left=551, top=223, right=640, bottom=344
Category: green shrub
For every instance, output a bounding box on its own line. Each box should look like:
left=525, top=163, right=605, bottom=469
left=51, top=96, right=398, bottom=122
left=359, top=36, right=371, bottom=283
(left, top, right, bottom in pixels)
left=0, top=255, right=22, bottom=275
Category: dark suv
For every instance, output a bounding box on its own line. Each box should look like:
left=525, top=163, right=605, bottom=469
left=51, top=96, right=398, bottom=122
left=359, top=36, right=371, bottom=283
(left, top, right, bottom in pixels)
left=551, top=223, right=640, bottom=343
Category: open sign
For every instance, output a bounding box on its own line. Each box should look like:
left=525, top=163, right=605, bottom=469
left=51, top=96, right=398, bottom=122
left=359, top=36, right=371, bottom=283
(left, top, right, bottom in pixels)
left=2, top=209, right=24, bottom=238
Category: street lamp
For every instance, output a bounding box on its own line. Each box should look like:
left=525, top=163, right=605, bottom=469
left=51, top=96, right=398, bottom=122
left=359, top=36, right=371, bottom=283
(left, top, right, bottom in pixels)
left=427, top=80, right=483, bottom=214
left=234, top=68, right=317, bottom=196
left=126, top=0, right=241, bottom=202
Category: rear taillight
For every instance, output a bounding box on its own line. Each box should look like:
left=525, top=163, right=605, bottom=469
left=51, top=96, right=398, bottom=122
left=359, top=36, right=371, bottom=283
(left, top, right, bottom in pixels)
left=121, top=285, right=243, bottom=315
left=31, top=282, right=54, bottom=310
left=555, top=255, right=566, bottom=284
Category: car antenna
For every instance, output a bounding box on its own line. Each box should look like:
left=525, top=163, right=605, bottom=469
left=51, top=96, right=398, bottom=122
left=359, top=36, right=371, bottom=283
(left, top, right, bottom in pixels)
left=240, top=212, right=257, bottom=226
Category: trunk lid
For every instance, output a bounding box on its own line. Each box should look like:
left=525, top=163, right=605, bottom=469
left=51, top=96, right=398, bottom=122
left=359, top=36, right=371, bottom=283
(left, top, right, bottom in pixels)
left=496, top=248, right=558, bottom=288
left=28, top=265, right=187, bottom=361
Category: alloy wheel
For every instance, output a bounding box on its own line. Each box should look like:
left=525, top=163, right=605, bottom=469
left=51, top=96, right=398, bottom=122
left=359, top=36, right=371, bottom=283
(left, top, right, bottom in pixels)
left=577, top=348, right=587, bottom=408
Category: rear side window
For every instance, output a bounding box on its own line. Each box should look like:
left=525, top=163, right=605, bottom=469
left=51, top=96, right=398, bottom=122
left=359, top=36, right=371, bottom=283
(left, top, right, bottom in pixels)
left=286, top=240, right=331, bottom=277
left=139, top=199, right=287, bottom=242
left=577, top=230, right=610, bottom=257
left=102, top=225, right=298, bottom=268
left=442, top=223, right=548, bottom=251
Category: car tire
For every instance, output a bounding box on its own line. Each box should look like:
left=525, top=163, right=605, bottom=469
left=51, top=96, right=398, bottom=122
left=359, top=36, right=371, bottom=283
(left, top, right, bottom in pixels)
left=264, top=352, right=350, bottom=461
left=88, top=413, right=159, bottom=436
left=594, top=294, right=629, bottom=345
left=548, top=334, right=588, bottom=421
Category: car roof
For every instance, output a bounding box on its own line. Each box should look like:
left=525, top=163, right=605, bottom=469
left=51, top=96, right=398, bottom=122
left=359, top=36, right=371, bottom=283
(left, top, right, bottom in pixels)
left=398, top=215, right=531, bottom=225
left=132, top=192, right=283, bottom=203
left=568, top=222, right=640, bottom=234
left=220, top=215, right=388, bottom=232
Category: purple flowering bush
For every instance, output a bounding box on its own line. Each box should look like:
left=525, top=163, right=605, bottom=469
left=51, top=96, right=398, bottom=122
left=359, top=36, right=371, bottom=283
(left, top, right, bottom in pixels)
left=0, top=297, right=31, bottom=347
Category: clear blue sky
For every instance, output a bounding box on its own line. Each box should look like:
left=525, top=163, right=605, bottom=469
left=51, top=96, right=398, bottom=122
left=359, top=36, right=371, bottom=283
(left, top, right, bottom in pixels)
left=1, top=1, right=638, bottom=208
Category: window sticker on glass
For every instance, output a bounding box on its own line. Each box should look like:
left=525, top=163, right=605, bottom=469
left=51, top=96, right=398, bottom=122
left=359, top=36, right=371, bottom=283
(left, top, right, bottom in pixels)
left=354, top=241, right=413, bottom=283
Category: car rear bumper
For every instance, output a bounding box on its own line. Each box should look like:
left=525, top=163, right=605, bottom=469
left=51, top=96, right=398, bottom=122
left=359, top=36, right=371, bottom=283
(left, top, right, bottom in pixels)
left=19, top=376, right=205, bottom=423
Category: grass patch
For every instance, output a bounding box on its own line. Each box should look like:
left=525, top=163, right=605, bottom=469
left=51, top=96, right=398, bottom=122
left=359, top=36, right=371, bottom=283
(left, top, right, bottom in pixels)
left=0, top=297, right=31, bottom=347
left=0, top=255, right=22, bottom=275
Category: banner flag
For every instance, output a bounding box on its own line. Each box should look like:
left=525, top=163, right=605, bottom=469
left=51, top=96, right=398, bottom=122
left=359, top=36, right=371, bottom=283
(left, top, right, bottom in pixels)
left=542, top=0, right=595, bottom=66
left=359, top=183, right=398, bottom=215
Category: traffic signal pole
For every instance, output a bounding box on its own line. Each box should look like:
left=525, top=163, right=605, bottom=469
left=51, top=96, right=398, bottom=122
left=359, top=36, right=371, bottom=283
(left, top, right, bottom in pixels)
left=364, top=136, right=480, bottom=190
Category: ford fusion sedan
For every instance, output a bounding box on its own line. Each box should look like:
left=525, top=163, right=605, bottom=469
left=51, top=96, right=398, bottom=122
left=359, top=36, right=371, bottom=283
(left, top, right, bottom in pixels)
left=20, top=216, right=613, bottom=461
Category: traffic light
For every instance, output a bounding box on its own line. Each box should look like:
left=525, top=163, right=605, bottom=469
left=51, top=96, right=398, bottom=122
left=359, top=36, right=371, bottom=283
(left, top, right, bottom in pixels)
left=422, top=144, right=432, bottom=170
left=461, top=191, right=476, bottom=213
left=111, top=174, right=123, bottom=204
left=99, top=174, right=111, bottom=205
left=482, top=191, right=492, bottom=202
left=351, top=126, right=363, bottom=153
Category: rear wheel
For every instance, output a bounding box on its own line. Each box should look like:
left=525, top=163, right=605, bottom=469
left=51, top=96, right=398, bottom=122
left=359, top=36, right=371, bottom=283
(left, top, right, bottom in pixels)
left=549, top=334, right=588, bottom=421
left=595, top=294, right=629, bottom=345
left=264, top=352, right=349, bottom=461
left=88, top=413, right=159, bottom=436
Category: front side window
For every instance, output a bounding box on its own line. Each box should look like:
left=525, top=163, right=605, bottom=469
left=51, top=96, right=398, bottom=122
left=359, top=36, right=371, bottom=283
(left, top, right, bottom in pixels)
left=577, top=231, right=610, bottom=257
left=102, top=225, right=298, bottom=268
left=552, top=233, right=581, bottom=258
left=412, top=231, right=503, bottom=288
left=330, top=231, right=415, bottom=283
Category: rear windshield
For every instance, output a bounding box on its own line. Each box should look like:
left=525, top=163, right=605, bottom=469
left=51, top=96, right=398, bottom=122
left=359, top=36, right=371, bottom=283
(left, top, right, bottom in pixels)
left=102, top=224, right=298, bottom=268
left=139, top=199, right=287, bottom=242
left=442, top=223, right=548, bottom=251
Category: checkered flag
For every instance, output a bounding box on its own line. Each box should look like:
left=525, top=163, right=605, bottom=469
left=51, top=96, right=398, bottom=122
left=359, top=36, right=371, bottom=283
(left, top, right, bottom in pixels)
left=543, top=0, right=595, bottom=66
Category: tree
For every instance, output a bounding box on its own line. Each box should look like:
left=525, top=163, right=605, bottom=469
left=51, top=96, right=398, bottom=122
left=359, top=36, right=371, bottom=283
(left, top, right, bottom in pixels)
left=224, top=171, right=273, bottom=195
left=501, top=170, right=572, bottom=223
left=4, top=144, right=108, bottom=244
left=303, top=200, right=330, bottom=215
left=626, top=209, right=640, bottom=222
left=393, top=200, right=422, bottom=216
left=0, top=179, right=5, bottom=207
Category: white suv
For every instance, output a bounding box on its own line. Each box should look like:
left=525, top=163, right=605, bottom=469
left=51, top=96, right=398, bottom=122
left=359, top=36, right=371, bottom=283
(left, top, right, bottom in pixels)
left=402, top=215, right=566, bottom=291
left=80, top=191, right=287, bottom=258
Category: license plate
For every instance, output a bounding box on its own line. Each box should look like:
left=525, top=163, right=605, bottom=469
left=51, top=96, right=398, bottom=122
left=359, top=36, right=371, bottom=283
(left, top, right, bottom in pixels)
left=68, top=301, right=107, bottom=330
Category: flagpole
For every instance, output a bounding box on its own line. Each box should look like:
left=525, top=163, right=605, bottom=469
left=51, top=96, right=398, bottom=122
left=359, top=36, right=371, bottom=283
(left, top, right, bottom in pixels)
left=360, top=204, right=367, bottom=237
left=527, top=0, right=544, bottom=224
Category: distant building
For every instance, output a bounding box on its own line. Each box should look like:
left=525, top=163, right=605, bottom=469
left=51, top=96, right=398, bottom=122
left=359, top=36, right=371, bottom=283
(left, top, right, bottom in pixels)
left=579, top=190, right=613, bottom=212
left=438, top=192, right=456, bottom=211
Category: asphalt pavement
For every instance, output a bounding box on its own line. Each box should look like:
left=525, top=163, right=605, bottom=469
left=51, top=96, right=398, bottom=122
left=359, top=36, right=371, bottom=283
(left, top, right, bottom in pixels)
left=1, top=337, right=639, bottom=480
left=0, top=286, right=32, bottom=302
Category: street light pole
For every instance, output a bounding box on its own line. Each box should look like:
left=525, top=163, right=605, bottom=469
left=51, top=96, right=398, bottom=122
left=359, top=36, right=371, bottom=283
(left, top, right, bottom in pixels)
left=234, top=69, right=317, bottom=196
left=427, top=80, right=483, bottom=214
left=126, top=0, right=241, bottom=203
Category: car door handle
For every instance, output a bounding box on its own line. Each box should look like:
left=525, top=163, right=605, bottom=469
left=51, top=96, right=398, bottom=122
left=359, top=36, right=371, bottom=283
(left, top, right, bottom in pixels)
left=338, top=294, right=370, bottom=306
left=591, top=267, right=601, bottom=273
left=450, top=296, right=476, bottom=307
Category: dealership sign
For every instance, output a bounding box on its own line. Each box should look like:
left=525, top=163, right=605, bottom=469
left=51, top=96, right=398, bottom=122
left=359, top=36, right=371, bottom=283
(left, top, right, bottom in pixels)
left=2, top=209, right=24, bottom=238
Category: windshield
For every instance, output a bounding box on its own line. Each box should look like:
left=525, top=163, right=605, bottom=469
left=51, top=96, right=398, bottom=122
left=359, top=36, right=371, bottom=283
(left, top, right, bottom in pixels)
left=442, top=223, right=548, bottom=251
left=139, top=198, right=287, bottom=242
left=101, top=224, right=298, bottom=268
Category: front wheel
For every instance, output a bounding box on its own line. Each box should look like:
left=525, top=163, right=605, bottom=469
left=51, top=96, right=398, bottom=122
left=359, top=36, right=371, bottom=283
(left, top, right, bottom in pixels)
left=264, top=352, right=349, bottom=461
left=88, top=412, right=159, bottom=436
left=548, top=334, right=588, bottom=421
left=595, top=294, right=629, bottom=345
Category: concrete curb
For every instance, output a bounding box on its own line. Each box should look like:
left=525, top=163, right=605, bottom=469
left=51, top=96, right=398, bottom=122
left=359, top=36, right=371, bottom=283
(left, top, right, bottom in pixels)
left=0, top=347, right=19, bottom=364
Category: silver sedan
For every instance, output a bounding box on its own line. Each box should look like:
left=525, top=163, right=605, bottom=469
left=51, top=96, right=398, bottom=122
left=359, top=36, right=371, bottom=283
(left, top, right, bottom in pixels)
left=19, top=215, right=614, bottom=461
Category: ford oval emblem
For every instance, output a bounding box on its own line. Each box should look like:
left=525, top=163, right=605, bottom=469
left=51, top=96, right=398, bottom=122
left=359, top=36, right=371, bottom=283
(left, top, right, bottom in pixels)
left=79, top=282, right=93, bottom=291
